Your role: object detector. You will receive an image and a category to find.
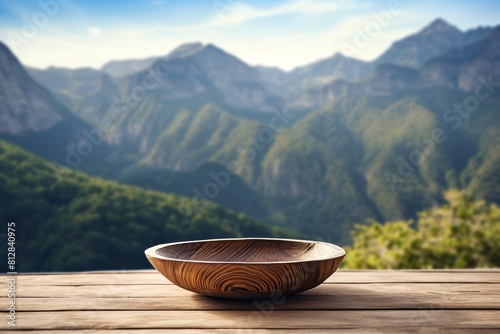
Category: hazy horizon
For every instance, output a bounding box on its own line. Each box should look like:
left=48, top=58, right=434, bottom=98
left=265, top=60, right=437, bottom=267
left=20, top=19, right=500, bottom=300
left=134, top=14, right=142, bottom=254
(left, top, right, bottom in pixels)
left=1, top=0, right=499, bottom=71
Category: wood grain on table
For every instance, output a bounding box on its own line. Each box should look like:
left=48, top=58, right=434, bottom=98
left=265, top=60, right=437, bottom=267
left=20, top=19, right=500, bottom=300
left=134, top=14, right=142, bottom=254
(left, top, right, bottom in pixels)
left=1, top=270, right=499, bottom=333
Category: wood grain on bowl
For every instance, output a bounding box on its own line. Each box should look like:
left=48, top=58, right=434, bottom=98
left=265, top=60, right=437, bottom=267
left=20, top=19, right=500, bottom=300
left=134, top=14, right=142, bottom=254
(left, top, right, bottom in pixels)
left=145, top=238, right=345, bottom=299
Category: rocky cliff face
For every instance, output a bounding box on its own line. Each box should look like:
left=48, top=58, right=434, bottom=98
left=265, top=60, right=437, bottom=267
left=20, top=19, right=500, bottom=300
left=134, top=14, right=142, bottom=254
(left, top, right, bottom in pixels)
left=456, top=27, right=500, bottom=91
left=0, top=42, right=69, bottom=135
left=0, top=42, right=116, bottom=173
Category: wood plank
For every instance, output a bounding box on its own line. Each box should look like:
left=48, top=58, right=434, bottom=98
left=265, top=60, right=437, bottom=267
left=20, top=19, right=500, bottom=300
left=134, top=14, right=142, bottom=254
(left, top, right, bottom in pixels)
left=10, top=293, right=498, bottom=311
left=9, top=329, right=500, bottom=334
left=3, top=310, right=499, bottom=330
left=3, top=271, right=499, bottom=331
left=8, top=282, right=498, bottom=302
left=12, top=272, right=171, bottom=286
left=8, top=282, right=500, bottom=311
left=6, top=270, right=500, bottom=286
left=324, top=270, right=500, bottom=283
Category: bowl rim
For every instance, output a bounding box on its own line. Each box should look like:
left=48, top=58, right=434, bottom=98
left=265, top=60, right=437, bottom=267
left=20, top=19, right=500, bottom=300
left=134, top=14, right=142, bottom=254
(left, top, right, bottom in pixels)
left=144, top=237, right=346, bottom=265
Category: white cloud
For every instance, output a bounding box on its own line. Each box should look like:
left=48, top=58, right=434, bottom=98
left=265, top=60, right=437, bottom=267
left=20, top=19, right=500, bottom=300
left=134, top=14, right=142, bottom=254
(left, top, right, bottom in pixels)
left=206, top=0, right=349, bottom=28
left=88, top=27, right=101, bottom=36
left=149, top=0, right=353, bottom=33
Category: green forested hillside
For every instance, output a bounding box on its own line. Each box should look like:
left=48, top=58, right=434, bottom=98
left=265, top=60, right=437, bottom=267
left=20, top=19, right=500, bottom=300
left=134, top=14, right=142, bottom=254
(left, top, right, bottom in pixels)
left=0, top=141, right=293, bottom=272
left=258, top=88, right=500, bottom=240
left=260, top=108, right=380, bottom=240
left=120, top=161, right=286, bottom=226
left=143, top=103, right=265, bottom=182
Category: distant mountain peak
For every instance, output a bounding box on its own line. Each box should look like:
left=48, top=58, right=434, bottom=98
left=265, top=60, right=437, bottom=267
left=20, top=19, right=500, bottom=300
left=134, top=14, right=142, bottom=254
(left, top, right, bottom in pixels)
left=165, top=42, right=204, bottom=59
left=183, top=43, right=250, bottom=68
left=330, top=52, right=347, bottom=60
left=198, top=43, right=222, bottom=54
left=374, top=18, right=478, bottom=67
left=421, top=18, right=460, bottom=35
left=198, top=43, right=229, bottom=55
left=429, top=18, right=450, bottom=27
left=165, top=42, right=236, bottom=63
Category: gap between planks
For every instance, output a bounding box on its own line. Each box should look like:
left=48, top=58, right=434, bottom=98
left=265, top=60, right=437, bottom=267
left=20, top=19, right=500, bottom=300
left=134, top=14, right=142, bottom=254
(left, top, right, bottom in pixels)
left=4, top=270, right=500, bottom=287
left=7, top=282, right=499, bottom=298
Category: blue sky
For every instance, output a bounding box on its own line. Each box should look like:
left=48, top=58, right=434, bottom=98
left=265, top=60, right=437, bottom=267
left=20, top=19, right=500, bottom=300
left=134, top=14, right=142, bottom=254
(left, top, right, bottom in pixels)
left=0, top=0, right=499, bottom=70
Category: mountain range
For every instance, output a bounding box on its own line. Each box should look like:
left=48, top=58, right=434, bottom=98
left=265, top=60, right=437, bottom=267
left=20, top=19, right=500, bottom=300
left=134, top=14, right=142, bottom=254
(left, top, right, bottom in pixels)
left=289, top=24, right=500, bottom=111
left=1, top=18, right=499, bottom=248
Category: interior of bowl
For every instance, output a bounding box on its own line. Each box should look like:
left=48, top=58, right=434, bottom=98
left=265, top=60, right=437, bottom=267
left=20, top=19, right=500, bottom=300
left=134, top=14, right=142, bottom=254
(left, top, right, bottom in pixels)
left=152, top=238, right=345, bottom=263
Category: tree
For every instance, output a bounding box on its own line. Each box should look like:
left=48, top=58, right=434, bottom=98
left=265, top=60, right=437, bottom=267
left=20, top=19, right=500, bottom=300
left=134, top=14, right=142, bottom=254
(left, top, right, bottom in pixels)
left=344, top=190, right=500, bottom=269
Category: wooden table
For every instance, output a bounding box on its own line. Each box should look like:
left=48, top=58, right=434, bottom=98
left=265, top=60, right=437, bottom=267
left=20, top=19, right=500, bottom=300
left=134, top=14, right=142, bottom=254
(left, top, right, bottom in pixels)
left=1, top=270, right=499, bottom=333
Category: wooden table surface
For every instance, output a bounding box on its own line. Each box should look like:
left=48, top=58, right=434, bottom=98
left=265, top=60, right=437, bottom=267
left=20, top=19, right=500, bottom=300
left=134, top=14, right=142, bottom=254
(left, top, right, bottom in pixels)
left=1, top=270, right=499, bottom=333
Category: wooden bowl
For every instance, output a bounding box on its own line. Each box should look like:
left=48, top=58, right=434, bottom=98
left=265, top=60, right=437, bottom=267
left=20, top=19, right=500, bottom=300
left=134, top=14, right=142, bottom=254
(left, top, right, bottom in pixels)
left=145, top=238, right=345, bottom=299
